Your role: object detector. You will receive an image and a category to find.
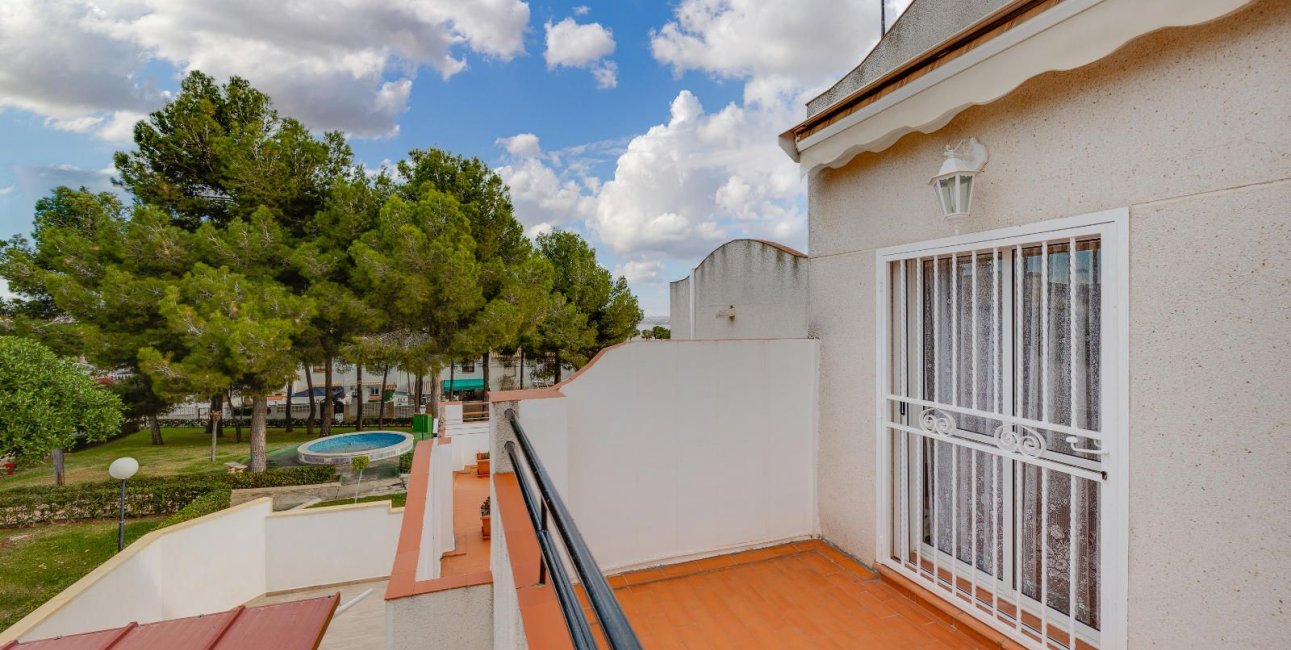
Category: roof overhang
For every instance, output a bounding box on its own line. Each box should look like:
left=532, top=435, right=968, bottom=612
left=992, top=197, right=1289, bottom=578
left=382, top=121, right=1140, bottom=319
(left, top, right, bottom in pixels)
left=779, top=0, right=1257, bottom=175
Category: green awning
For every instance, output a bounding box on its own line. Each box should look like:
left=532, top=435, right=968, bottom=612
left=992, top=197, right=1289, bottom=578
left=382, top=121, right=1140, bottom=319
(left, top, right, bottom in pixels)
left=442, top=378, right=485, bottom=391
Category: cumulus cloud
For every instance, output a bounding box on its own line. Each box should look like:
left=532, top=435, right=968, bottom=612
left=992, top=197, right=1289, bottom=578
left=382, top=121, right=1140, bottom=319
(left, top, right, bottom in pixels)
left=496, top=90, right=805, bottom=260
left=650, top=0, right=912, bottom=104
left=544, top=17, right=617, bottom=89
left=613, top=259, right=665, bottom=284
left=0, top=0, right=532, bottom=140
left=494, top=134, right=596, bottom=235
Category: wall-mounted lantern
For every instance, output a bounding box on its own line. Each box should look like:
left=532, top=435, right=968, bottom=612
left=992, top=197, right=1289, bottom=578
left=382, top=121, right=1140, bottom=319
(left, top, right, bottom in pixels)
left=930, top=137, right=988, bottom=230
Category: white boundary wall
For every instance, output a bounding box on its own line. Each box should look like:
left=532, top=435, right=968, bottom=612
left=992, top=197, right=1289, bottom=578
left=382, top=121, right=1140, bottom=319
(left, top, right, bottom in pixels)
left=495, top=339, right=819, bottom=572
left=439, top=403, right=490, bottom=470
left=3, top=498, right=402, bottom=643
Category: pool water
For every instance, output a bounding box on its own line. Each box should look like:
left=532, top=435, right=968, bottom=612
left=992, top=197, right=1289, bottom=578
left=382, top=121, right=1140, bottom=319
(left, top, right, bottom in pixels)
left=296, top=430, right=416, bottom=465
left=306, top=432, right=406, bottom=453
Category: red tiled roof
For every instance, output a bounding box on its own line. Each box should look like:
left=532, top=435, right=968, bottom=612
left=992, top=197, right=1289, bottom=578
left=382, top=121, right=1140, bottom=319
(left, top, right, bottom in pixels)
left=3, top=594, right=338, bottom=650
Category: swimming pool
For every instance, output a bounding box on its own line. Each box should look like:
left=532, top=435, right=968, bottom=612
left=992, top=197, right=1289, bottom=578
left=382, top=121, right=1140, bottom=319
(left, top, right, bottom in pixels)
left=296, top=431, right=415, bottom=465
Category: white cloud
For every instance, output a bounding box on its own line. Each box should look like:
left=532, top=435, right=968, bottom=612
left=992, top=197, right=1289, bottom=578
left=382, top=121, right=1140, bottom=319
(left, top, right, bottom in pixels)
left=0, top=0, right=532, bottom=140
left=494, top=134, right=596, bottom=233
left=544, top=17, right=616, bottom=88
left=496, top=133, right=542, bottom=158
left=0, top=186, right=15, bottom=196
left=613, top=259, right=665, bottom=284
left=591, top=61, right=618, bottom=90
left=572, top=6, right=590, bottom=17
left=496, top=90, right=805, bottom=261
left=650, top=0, right=910, bottom=104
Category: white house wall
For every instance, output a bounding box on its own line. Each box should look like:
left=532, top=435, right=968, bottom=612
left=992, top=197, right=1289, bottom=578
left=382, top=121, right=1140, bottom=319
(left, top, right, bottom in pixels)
left=670, top=240, right=809, bottom=340
left=807, top=1, right=1290, bottom=646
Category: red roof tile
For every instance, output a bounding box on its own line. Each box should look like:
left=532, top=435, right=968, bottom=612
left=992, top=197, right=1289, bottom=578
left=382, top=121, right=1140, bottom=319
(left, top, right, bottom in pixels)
left=7, top=595, right=338, bottom=650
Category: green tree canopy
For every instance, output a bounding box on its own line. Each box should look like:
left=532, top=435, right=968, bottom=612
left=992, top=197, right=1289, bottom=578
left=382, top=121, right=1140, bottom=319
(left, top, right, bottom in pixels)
left=530, top=230, right=643, bottom=378
left=0, top=336, right=123, bottom=463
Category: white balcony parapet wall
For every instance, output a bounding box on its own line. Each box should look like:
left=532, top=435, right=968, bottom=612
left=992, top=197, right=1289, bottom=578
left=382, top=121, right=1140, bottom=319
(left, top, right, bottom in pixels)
left=1, top=498, right=402, bottom=644
left=491, top=338, right=819, bottom=573
left=438, top=402, right=490, bottom=470
left=416, top=436, right=457, bottom=580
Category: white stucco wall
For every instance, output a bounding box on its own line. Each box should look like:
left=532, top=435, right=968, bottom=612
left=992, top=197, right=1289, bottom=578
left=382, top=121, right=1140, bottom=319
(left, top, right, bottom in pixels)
left=4, top=499, right=402, bottom=643
left=386, top=584, right=493, bottom=650
left=265, top=502, right=403, bottom=592
left=670, top=240, right=809, bottom=340
left=806, top=1, right=1290, bottom=647
left=498, top=338, right=818, bottom=572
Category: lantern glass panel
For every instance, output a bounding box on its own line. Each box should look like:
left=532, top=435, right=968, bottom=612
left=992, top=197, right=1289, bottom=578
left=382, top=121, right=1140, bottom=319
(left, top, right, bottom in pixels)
left=957, top=174, right=973, bottom=214
left=937, top=176, right=957, bottom=214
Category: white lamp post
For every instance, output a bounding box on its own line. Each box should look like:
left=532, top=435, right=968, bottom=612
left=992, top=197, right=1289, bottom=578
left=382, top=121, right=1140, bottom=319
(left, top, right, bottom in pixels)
left=108, top=457, right=139, bottom=552
left=930, top=137, right=988, bottom=231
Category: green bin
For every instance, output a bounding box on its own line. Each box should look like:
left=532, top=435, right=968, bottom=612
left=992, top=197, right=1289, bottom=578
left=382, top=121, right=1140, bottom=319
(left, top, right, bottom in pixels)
left=412, top=414, right=435, bottom=440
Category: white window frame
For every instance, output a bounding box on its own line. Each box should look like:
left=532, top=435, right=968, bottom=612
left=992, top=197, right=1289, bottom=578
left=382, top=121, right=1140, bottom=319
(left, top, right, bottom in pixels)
left=873, top=208, right=1130, bottom=650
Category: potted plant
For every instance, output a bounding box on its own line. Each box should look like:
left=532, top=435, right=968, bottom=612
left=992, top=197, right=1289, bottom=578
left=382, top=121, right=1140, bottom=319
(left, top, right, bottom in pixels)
left=476, top=451, right=490, bottom=477
left=480, top=496, right=491, bottom=539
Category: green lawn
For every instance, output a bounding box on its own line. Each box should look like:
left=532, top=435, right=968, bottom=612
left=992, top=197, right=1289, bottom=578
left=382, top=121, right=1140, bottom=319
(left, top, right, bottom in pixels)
left=0, top=517, right=166, bottom=630
left=308, top=492, right=407, bottom=509
left=0, top=425, right=412, bottom=490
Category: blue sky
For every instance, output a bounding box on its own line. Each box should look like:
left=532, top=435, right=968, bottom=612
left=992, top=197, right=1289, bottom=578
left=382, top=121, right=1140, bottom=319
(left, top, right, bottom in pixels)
left=0, top=1, right=908, bottom=314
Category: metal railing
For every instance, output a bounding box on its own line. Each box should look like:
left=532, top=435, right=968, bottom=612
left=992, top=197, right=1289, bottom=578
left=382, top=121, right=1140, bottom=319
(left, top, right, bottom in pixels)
left=503, top=408, right=642, bottom=650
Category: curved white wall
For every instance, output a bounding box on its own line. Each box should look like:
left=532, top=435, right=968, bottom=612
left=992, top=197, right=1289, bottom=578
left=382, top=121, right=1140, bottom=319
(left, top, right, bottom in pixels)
left=671, top=240, right=809, bottom=340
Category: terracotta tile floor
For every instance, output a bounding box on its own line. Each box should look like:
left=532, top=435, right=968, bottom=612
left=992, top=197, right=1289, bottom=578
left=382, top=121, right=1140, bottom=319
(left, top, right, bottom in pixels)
left=441, top=467, right=491, bottom=577
left=604, top=541, right=991, bottom=649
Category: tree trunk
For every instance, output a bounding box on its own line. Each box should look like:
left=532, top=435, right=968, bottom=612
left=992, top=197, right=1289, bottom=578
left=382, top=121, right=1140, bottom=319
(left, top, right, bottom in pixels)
left=52, top=448, right=65, bottom=486
left=378, top=367, right=389, bottom=427
left=321, top=357, right=334, bottom=436
left=413, top=374, right=423, bottom=413
left=554, top=351, right=562, bottom=383
left=249, top=395, right=268, bottom=473
left=429, top=369, right=440, bottom=419
left=285, top=379, right=294, bottom=432
left=305, top=365, right=316, bottom=436
left=148, top=414, right=163, bottom=446
left=482, top=351, right=491, bottom=396
left=519, top=348, right=525, bottom=389
left=355, top=363, right=365, bottom=431
left=449, top=362, right=456, bottom=402
left=230, top=390, right=242, bottom=443
left=208, top=394, right=224, bottom=437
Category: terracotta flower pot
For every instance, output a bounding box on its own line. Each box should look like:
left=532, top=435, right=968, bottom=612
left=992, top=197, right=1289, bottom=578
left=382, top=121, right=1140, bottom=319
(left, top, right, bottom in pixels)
left=481, top=515, right=491, bottom=539
left=477, top=458, right=490, bottom=476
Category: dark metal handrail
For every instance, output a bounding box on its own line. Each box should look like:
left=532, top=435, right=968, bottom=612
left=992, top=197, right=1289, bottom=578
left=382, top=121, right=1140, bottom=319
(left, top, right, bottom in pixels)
left=504, top=408, right=643, bottom=650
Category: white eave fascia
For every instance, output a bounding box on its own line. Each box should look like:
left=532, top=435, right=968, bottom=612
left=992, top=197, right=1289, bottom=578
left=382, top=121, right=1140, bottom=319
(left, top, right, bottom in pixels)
left=785, top=0, right=1256, bottom=175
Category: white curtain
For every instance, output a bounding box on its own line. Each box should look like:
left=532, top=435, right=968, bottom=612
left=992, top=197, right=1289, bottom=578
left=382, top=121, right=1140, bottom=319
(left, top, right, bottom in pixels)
left=917, top=240, right=1102, bottom=628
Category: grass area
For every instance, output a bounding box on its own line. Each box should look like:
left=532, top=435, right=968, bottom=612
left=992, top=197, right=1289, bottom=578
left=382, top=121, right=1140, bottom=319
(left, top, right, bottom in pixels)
left=0, top=517, right=166, bottom=630
left=0, top=425, right=412, bottom=490
left=308, top=492, right=407, bottom=509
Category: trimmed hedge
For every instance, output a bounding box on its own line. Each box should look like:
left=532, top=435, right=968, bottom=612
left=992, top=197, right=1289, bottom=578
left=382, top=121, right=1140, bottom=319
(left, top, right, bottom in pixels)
left=223, top=465, right=337, bottom=489
left=0, top=466, right=337, bottom=528
left=158, top=488, right=232, bottom=528
left=398, top=451, right=413, bottom=474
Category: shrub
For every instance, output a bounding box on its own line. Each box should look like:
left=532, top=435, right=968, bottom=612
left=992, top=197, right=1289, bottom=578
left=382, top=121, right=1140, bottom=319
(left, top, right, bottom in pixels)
left=397, top=451, right=413, bottom=474
left=0, top=466, right=336, bottom=528
left=158, top=488, right=231, bottom=528
left=222, top=465, right=337, bottom=489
